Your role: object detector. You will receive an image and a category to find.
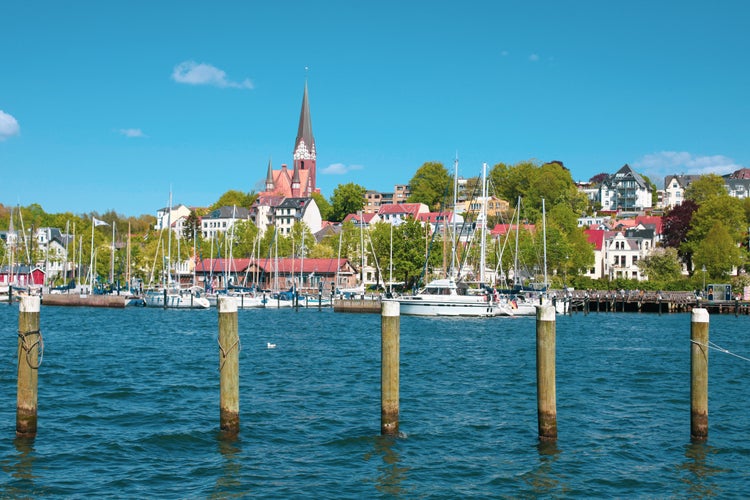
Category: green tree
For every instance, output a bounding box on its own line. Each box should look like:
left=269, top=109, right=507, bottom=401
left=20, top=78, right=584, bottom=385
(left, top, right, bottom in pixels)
left=210, top=190, right=257, bottom=210
left=693, top=222, right=742, bottom=279
left=685, top=195, right=745, bottom=261
left=407, top=161, right=452, bottom=210
left=392, top=218, right=429, bottom=289
left=685, top=174, right=727, bottom=204
left=637, top=247, right=683, bottom=282
left=330, top=183, right=366, bottom=222
left=311, top=192, right=333, bottom=221
left=183, top=210, right=201, bottom=241
left=230, top=220, right=259, bottom=258
left=490, top=160, right=586, bottom=221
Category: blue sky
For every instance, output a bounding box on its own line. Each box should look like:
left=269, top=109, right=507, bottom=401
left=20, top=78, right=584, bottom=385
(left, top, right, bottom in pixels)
left=2, top=1, right=748, bottom=216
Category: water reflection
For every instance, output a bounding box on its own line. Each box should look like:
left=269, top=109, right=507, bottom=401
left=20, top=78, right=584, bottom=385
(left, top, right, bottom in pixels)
left=522, top=440, right=566, bottom=495
left=373, top=435, right=410, bottom=497
left=213, top=432, right=243, bottom=498
left=678, top=442, right=722, bottom=498
left=1, top=437, right=37, bottom=496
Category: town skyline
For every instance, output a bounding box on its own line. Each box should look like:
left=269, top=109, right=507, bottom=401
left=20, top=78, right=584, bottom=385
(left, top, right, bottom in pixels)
left=2, top=1, right=748, bottom=217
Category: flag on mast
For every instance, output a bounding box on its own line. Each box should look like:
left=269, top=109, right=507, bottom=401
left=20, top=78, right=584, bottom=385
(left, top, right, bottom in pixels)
left=93, top=217, right=109, bottom=227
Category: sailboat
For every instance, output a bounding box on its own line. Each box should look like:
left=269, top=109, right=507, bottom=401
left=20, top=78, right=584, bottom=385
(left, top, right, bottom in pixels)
left=143, top=192, right=210, bottom=309
left=387, top=162, right=513, bottom=317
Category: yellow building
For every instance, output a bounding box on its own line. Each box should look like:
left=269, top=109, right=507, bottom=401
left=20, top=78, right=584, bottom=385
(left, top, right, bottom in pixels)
left=462, top=196, right=509, bottom=218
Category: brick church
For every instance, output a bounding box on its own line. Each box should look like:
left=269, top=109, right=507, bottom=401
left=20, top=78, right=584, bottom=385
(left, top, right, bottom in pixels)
left=260, top=81, right=319, bottom=198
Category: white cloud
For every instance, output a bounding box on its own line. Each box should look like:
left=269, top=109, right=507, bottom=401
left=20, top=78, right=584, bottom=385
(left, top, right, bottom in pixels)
left=321, top=163, right=364, bottom=175
left=529, top=53, right=540, bottom=62
left=0, top=110, right=20, bottom=141
left=172, top=61, right=254, bottom=89
left=633, top=151, right=743, bottom=183
left=119, top=128, right=145, bottom=138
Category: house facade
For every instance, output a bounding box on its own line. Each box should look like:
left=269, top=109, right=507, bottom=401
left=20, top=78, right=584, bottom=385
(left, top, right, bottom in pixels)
left=273, top=198, right=322, bottom=236
left=663, top=174, right=701, bottom=209
left=155, top=204, right=191, bottom=237
left=201, top=206, right=251, bottom=240
left=600, top=165, right=652, bottom=211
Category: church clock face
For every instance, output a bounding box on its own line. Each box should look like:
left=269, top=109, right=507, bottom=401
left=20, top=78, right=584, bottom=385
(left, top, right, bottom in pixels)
left=294, top=140, right=316, bottom=161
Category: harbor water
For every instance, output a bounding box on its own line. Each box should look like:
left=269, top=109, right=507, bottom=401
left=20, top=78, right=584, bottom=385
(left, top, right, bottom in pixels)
left=1, top=305, right=749, bottom=497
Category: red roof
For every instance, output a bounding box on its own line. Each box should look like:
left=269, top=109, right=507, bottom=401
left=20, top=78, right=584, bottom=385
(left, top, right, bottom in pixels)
left=253, top=258, right=353, bottom=274
left=195, top=257, right=353, bottom=274
left=195, top=258, right=252, bottom=273
left=417, top=211, right=453, bottom=223
left=583, top=229, right=618, bottom=251
left=377, top=203, right=424, bottom=217
left=343, top=213, right=378, bottom=224
left=490, top=223, right=536, bottom=237
left=635, top=215, right=663, bottom=234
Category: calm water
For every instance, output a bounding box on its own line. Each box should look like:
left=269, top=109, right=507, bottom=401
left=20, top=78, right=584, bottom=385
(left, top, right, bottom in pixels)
left=1, top=304, right=749, bottom=498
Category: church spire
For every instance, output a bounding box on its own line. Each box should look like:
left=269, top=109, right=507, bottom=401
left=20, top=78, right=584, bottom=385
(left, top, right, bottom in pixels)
left=293, top=80, right=316, bottom=195
left=265, top=157, right=274, bottom=191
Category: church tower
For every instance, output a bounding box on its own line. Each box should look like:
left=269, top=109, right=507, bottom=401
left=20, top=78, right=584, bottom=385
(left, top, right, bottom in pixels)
left=293, top=81, right=316, bottom=196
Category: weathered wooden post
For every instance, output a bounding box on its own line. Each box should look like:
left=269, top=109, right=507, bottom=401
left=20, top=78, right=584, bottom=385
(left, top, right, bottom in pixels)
left=163, top=287, right=168, bottom=309
left=7, top=285, right=12, bottom=305
left=17, top=295, right=42, bottom=438
left=690, top=308, right=709, bottom=442
left=218, top=297, right=240, bottom=435
left=381, top=300, right=400, bottom=436
left=536, top=304, right=557, bottom=441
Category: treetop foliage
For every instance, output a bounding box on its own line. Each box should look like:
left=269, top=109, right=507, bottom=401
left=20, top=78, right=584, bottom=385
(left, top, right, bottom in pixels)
left=407, top=162, right=452, bottom=211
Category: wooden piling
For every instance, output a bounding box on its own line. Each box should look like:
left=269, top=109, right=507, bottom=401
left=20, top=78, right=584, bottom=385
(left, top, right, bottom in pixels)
left=536, top=304, right=557, bottom=441
left=218, top=297, right=240, bottom=435
left=690, top=308, right=709, bottom=442
left=381, top=300, right=400, bottom=436
left=17, top=295, right=41, bottom=438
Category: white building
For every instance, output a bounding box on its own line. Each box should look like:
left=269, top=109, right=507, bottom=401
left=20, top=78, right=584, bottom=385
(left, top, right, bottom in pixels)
left=600, top=165, right=652, bottom=211
left=663, top=174, right=701, bottom=209
left=155, top=204, right=192, bottom=238
left=272, top=197, right=322, bottom=236
left=201, top=206, right=251, bottom=240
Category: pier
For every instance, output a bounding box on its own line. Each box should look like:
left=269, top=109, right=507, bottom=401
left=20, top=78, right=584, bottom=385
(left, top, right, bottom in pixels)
left=333, top=296, right=382, bottom=313
left=559, top=290, right=750, bottom=315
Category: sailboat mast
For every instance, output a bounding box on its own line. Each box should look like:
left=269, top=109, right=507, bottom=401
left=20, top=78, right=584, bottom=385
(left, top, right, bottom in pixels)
left=8, top=207, right=15, bottom=286
left=127, top=222, right=131, bottom=289
left=359, top=211, right=365, bottom=285
left=166, top=191, right=172, bottom=287
left=72, top=223, right=76, bottom=284
left=514, top=196, right=521, bottom=287
left=452, top=155, right=459, bottom=277
left=480, top=162, right=488, bottom=284
left=88, top=218, right=96, bottom=288
left=542, top=198, right=548, bottom=290
left=110, top=222, right=115, bottom=284
left=64, top=220, right=70, bottom=284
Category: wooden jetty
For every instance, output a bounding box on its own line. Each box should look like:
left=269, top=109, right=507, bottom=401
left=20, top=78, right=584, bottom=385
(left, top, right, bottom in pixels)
left=558, top=290, right=750, bottom=315
left=41, top=293, right=127, bottom=308
left=333, top=297, right=382, bottom=313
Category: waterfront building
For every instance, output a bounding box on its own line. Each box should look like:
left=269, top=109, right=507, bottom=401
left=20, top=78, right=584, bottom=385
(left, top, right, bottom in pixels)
left=200, top=206, right=251, bottom=240
left=194, top=257, right=358, bottom=292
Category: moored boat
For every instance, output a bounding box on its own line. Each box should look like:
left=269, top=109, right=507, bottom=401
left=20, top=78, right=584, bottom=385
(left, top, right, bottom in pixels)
left=143, top=286, right=210, bottom=309
left=388, top=278, right=513, bottom=317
